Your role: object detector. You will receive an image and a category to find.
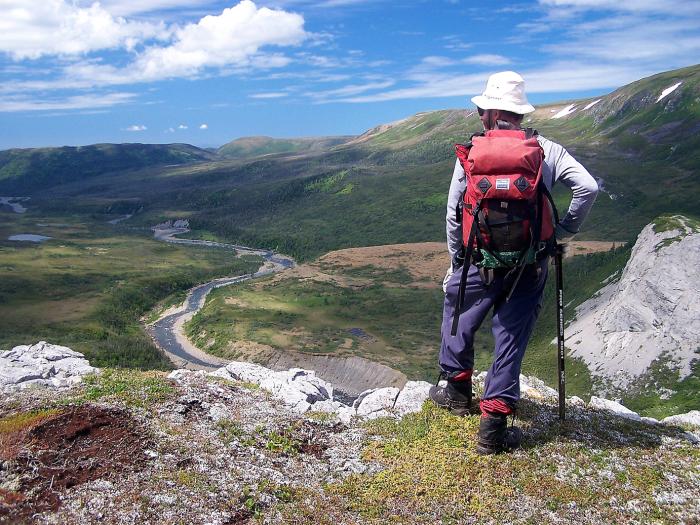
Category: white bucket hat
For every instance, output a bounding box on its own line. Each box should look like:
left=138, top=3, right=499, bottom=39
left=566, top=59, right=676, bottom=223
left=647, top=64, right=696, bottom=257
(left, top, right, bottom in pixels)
left=471, top=71, right=535, bottom=115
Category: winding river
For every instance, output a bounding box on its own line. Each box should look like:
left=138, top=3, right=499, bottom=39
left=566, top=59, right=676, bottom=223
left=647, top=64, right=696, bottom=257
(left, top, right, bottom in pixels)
left=146, top=227, right=295, bottom=370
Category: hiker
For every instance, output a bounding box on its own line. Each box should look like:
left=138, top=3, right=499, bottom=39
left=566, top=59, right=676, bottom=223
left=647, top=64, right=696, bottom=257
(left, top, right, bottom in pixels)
left=429, top=71, right=598, bottom=454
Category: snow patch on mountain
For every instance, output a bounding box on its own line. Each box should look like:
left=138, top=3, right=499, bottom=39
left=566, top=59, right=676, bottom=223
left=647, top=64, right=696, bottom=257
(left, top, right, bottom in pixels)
left=657, top=82, right=682, bottom=102
left=551, top=104, right=577, bottom=119
left=583, top=99, right=602, bottom=110
left=566, top=216, right=700, bottom=390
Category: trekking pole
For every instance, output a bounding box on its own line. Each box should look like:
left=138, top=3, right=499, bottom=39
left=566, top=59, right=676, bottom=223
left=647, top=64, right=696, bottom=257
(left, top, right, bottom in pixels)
left=554, top=242, right=566, bottom=421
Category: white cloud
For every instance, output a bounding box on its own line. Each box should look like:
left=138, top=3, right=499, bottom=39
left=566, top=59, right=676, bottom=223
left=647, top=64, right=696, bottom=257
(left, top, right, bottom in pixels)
left=250, top=92, right=289, bottom=98
left=307, top=80, right=395, bottom=102
left=199, top=123, right=208, bottom=129
left=332, top=61, right=651, bottom=103
left=2, top=1, right=309, bottom=90
left=178, top=124, right=188, bottom=129
left=0, top=0, right=168, bottom=60
left=128, top=1, right=307, bottom=81
left=539, top=0, right=700, bottom=15
left=462, top=54, right=511, bottom=66
left=0, top=92, right=136, bottom=112
left=442, top=36, right=472, bottom=51
left=93, top=0, right=215, bottom=17
left=126, top=124, right=147, bottom=131
left=419, top=56, right=456, bottom=68
left=542, top=19, right=700, bottom=62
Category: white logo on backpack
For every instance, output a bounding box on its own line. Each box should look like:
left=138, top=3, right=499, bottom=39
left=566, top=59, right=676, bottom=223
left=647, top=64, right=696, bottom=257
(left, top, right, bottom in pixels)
left=496, top=179, right=510, bottom=190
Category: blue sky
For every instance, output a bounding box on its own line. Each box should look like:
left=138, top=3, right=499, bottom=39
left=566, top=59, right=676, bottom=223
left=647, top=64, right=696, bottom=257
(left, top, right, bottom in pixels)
left=1, top=0, right=699, bottom=149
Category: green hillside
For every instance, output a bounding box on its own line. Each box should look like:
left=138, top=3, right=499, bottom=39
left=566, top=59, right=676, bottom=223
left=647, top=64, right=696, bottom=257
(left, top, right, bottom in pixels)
left=218, top=136, right=353, bottom=158
left=0, top=143, right=216, bottom=194
left=4, top=64, right=698, bottom=262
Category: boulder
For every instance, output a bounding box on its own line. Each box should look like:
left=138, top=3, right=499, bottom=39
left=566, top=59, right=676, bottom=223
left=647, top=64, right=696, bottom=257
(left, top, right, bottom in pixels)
left=588, top=396, right=641, bottom=421
left=355, top=387, right=400, bottom=419
left=311, top=400, right=356, bottom=424
left=210, top=362, right=333, bottom=414
left=0, top=341, right=97, bottom=392
left=520, top=374, right=558, bottom=399
left=393, top=381, right=432, bottom=416
left=212, top=361, right=270, bottom=384
left=568, top=396, right=586, bottom=407
left=661, top=410, right=700, bottom=428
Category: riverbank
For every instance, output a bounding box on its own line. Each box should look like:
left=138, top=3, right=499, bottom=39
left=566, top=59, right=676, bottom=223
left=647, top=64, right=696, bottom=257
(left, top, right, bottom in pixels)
left=146, top=226, right=295, bottom=371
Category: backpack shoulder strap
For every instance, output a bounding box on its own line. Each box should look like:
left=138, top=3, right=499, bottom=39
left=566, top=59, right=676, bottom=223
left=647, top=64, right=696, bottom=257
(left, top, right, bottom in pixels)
left=524, top=127, right=538, bottom=139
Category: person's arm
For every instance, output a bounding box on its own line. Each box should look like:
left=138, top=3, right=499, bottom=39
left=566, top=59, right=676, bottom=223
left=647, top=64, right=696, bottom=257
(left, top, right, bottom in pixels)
left=540, top=138, right=599, bottom=237
left=446, top=159, right=466, bottom=262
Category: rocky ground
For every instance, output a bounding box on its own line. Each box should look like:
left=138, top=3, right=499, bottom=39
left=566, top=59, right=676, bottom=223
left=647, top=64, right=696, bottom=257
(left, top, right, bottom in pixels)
left=1, top=369, right=375, bottom=525
left=1, top=344, right=699, bottom=524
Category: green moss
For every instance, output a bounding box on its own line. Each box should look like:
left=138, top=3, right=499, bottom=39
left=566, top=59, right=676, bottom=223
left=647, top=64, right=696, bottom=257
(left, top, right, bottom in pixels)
left=263, top=429, right=302, bottom=456
left=0, top=408, right=61, bottom=434
left=652, top=214, right=700, bottom=234
left=305, top=411, right=336, bottom=424
left=328, top=401, right=699, bottom=523
left=216, top=419, right=245, bottom=444
left=77, top=369, right=176, bottom=408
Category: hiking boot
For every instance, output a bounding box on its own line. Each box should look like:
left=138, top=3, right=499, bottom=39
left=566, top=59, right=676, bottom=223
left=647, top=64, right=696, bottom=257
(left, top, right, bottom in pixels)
left=429, top=372, right=473, bottom=416
left=475, top=412, right=522, bottom=455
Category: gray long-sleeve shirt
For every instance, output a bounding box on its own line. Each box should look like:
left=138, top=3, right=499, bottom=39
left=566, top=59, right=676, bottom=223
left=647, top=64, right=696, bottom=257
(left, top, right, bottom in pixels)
left=446, top=134, right=599, bottom=260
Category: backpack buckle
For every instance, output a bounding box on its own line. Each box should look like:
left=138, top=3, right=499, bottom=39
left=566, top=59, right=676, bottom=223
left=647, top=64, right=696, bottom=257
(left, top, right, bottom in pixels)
left=479, top=267, right=495, bottom=286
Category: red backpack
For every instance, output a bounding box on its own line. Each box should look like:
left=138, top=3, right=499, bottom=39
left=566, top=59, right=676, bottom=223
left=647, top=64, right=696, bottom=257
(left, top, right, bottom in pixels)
left=450, top=128, right=558, bottom=334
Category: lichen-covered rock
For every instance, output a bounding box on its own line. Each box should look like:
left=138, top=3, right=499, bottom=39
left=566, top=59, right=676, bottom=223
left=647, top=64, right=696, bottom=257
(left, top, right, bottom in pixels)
left=355, top=387, right=400, bottom=419
left=209, top=362, right=333, bottom=413
left=0, top=341, right=98, bottom=392
left=311, top=400, right=356, bottom=424
left=569, top=396, right=586, bottom=407
left=520, top=374, right=559, bottom=400
left=588, top=396, right=641, bottom=421
left=662, top=410, right=700, bottom=428
left=393, top=381, right=431, bottom=416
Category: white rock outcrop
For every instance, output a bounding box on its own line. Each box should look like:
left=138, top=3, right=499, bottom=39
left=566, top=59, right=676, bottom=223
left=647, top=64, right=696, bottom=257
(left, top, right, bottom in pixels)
left=354, top=387, right=400, bottom=419
left=662, top=410, right=700, bottom=428
left=210, top=362, right=334, bottom=413
left=204, top=362, right=434, bottom=421
left=565, top=217, right=700, bottom=390
left=0, top=341, right=98, bottom=392
left=588, top=396, right=641, bottom=421
left=393, top=381, right=432, bottom=416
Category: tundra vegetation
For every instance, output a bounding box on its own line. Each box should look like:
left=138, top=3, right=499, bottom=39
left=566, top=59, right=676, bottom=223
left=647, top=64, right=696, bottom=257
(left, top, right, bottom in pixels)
left=1, top=369, right=697, bottom=524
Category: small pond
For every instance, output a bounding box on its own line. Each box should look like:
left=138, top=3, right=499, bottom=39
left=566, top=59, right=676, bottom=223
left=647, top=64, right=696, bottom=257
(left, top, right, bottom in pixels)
left=8, top=234, right=52, bottom=243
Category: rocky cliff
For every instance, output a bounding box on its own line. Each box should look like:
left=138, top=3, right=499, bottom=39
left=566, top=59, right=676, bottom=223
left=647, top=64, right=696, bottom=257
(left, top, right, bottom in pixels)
left=566, top=215, right=700, bottom=394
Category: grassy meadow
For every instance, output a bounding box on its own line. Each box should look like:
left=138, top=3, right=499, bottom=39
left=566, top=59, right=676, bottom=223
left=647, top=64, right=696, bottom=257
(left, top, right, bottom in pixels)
left=0, top=210, right=262, bottom=369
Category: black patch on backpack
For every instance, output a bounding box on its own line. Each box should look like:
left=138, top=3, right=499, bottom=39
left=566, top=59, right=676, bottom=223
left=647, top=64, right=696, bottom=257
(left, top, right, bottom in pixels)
left=514, top=176, right=530, bottom=192
left=477, top=177, right=492, bottom=193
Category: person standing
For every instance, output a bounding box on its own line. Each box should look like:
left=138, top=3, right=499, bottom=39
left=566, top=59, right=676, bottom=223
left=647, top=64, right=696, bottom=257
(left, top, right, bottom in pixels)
left=429, top=71, right=598, bottom=454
